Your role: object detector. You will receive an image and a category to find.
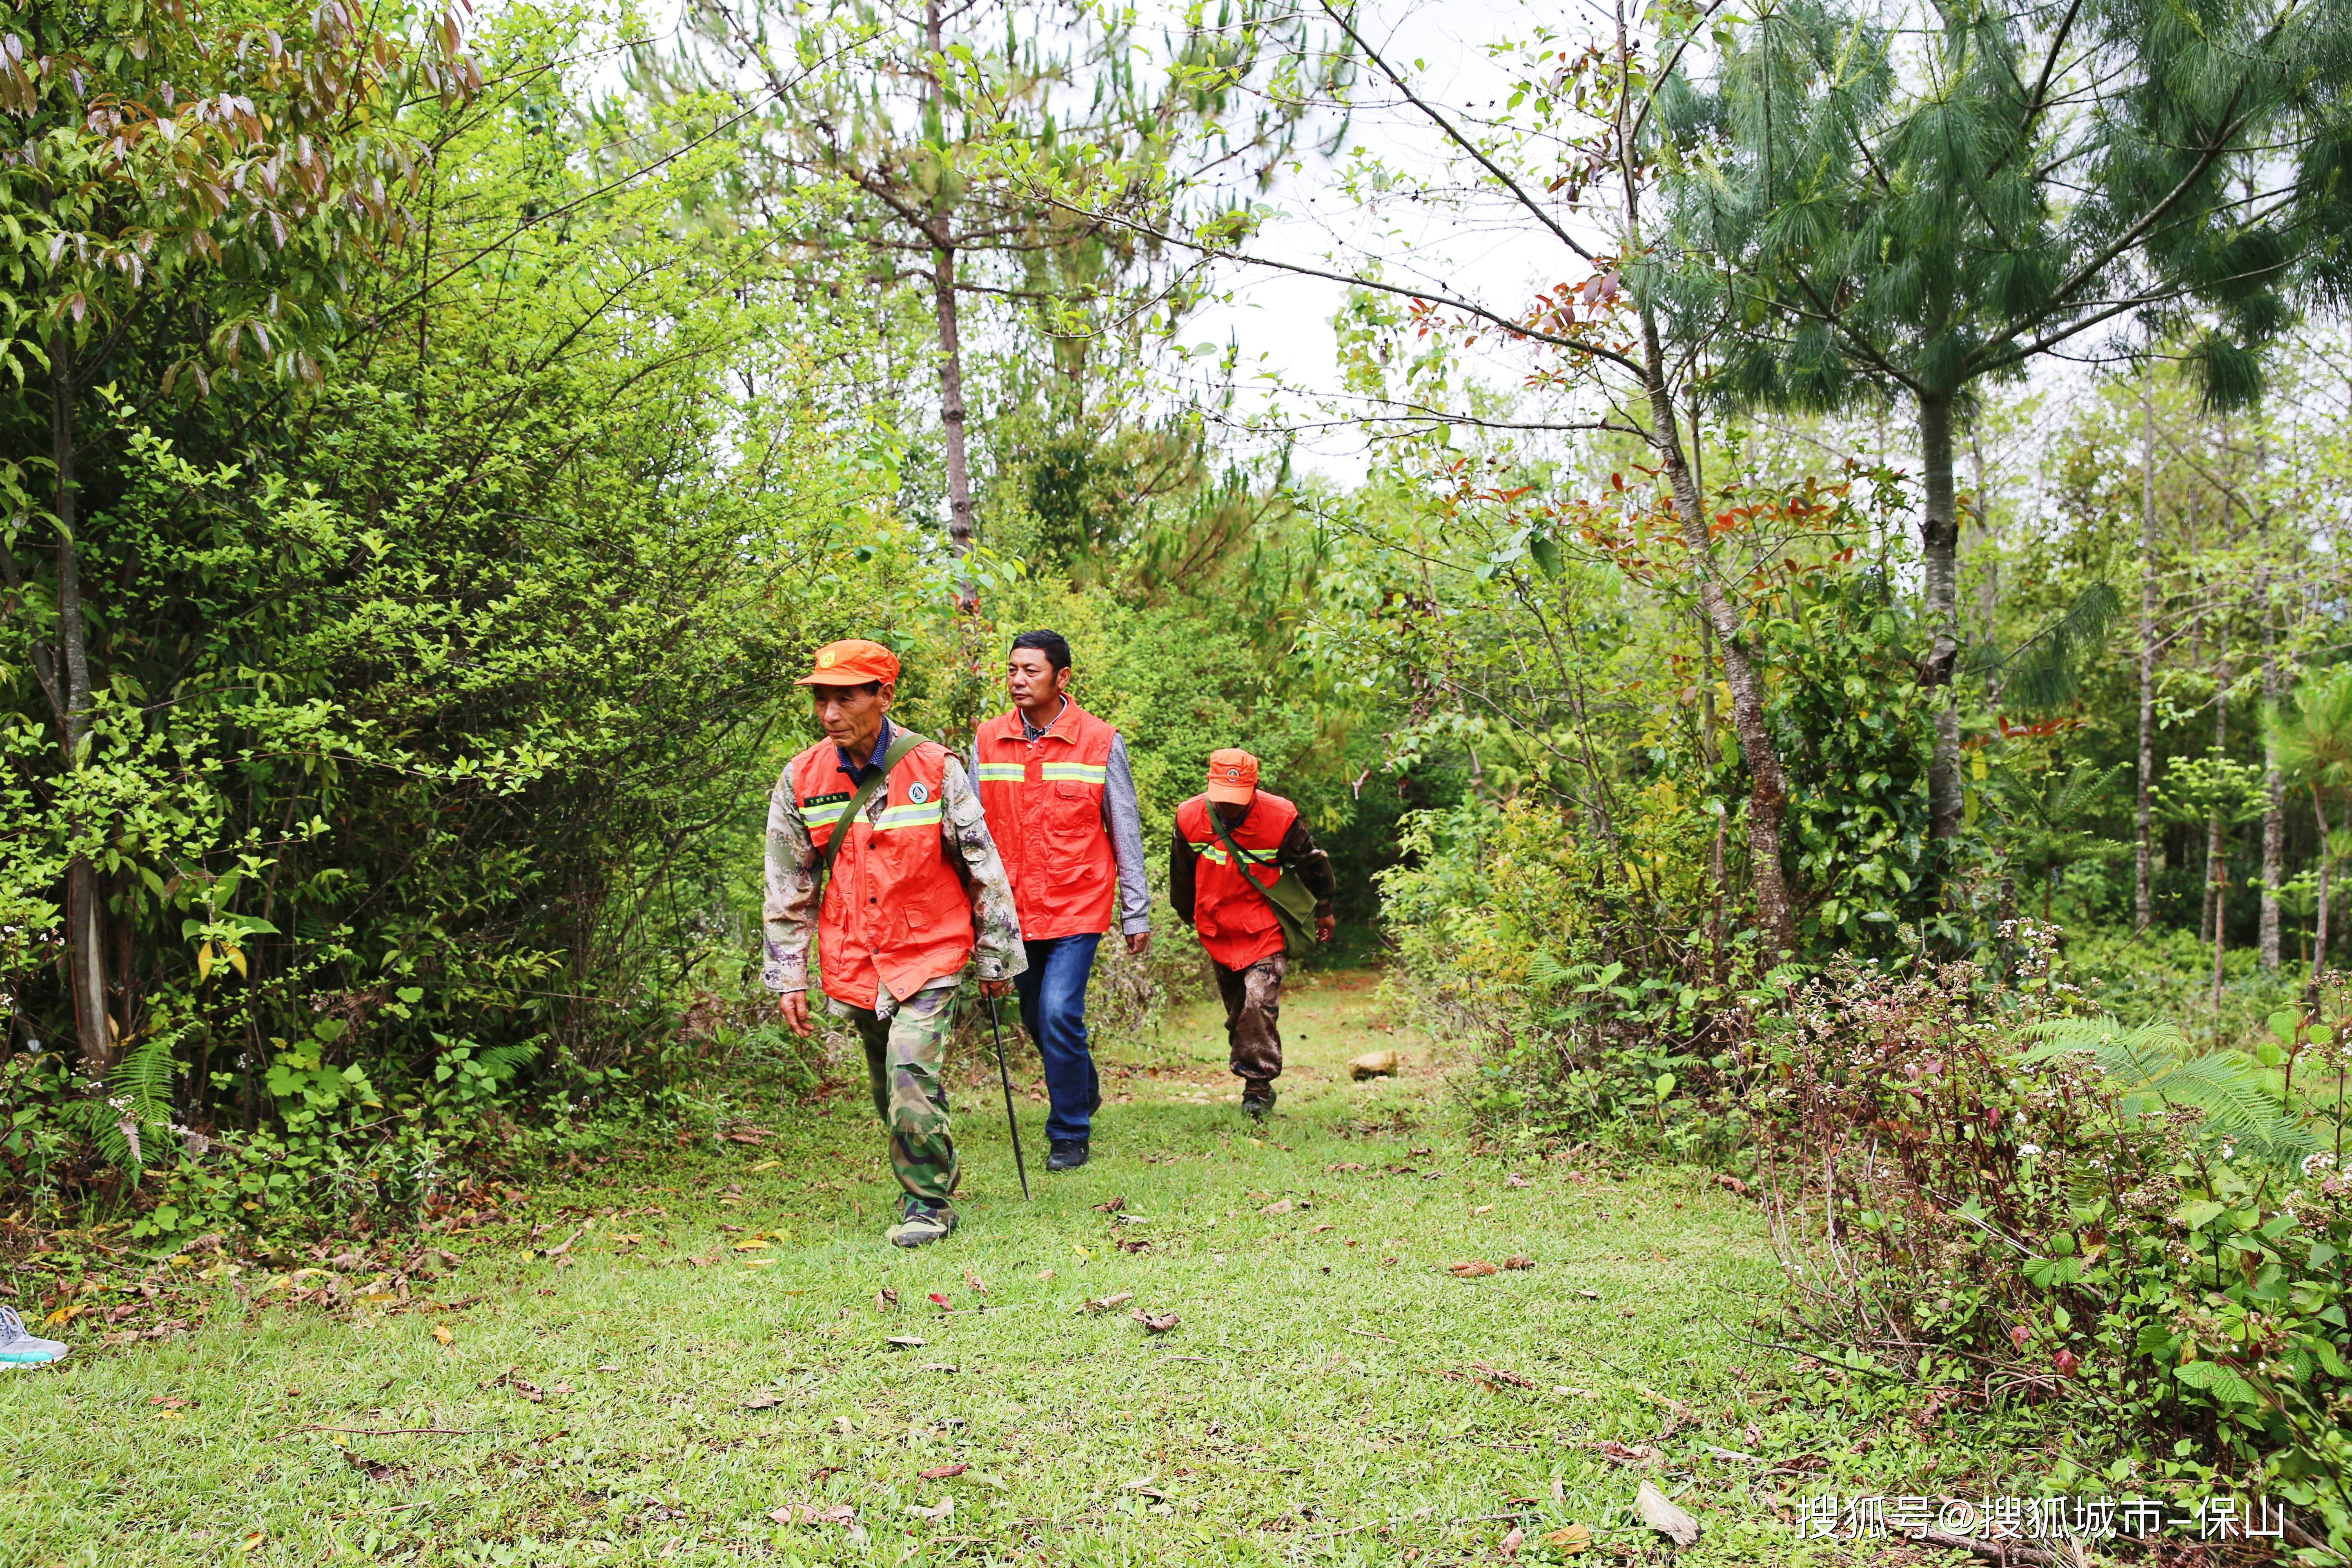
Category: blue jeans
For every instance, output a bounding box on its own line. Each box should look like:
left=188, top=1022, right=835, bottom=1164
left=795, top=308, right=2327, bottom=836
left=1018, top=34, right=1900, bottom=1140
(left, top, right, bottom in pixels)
left=1014, top=933, right=1102, bottom=1143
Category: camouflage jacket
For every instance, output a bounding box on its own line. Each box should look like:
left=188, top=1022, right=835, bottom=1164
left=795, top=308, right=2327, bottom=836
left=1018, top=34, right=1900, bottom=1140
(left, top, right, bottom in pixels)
left=761, top=728, right=1027, bottom=1010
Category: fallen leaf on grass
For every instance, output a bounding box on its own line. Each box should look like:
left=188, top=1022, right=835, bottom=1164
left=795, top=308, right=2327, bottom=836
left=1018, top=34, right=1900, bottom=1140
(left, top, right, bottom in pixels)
left=905, top=1496, right=955, bottom=1521
left=1078, top=1292, right=1133, bottom=1314
left=885, top=1335, right=925, bottom=1349
left=875, top=1287, right=899, bottom=1310
left=732, top=1239, right=771, bottom=1251
left=928, top=1293, right=951, bottom=1310
left=770, top=1503, right=862, bottom=1535
left=1447, top=1260, right=1498, bottom=1278
left=741, top=1391, right=784, bottom=1409
left=1035, top=1268, right=1054, bottom=1282
left=1130, top=1308, right=1180, bottom=1334
left=1260, top=1197, right=1293, bottom=1217
left=1472, top=1204, right=1494, bottom=1216
left=1348, top=1049, right=1400, bottom=1079
left=240, top=1531, right=266, bottom=1553
left=1499, top=1524, right=1523, bottom=1557
left=918, top=1362, right=958, bottom=1374
left=963, top=1271, right=986, bottom=1296
left=431, top=1325, right=454, bottom=1345
left=483, top=1368, right=546, bottom=1403
left=918, top=1463, right=969, bottom=1481
left=1593, top=1440, right=1662, bottom=1467
left=1636, top=1479, right=1700, bottom=1546
left=1577, top=1288, right=1601, bottom=1299
left=747, top=1158, right=781, bottom=1172
left=1544, top=1523, right=1592, bottom=1553
left=1471, top=1360, right=1537, bottom=1389
left=1714, top=1174, right=1749, bottom=1197
left=1505, top=1172, right=1531, bottom=1189
left=1094, top=1195, right=1125, bottom=1213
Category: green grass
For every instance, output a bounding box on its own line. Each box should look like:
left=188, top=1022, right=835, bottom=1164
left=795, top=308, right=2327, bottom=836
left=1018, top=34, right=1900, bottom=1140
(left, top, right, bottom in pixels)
left=4, top=971, right=2053, bottom=1566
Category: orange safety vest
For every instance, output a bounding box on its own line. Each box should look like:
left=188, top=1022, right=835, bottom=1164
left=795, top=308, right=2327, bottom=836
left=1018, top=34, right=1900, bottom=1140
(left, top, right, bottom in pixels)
left=789, top=733, right=974, bottom=1009
left=1176, top=790, right=1300, bottom=969
left=974, top=701, right=1119, bottom=940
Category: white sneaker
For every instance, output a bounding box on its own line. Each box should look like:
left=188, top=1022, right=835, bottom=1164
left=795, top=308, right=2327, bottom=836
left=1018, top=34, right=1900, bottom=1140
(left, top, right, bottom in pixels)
left=0, top=1306, right=68, bottom=1368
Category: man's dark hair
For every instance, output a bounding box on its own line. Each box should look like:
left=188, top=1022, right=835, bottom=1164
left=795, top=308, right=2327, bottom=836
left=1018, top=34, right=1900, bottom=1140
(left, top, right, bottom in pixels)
left=1010, top=629, right=1072, bottom=672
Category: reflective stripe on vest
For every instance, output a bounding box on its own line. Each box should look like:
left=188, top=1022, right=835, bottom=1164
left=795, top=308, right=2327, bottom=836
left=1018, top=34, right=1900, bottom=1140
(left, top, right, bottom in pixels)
left=789, top=735, right=973, bottom=1009
left=974, top=702, right=1120, bottom=941
left=1176, top=790, right=1299, bottom=970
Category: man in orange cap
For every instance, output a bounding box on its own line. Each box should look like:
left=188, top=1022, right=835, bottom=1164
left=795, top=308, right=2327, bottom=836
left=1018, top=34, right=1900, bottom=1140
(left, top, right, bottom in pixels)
left=763, top=638, right=1026, bottom=1247
left=971, top=630, right=1151, bottom=1173
left=1169, top=748, right=1336, bottom=1120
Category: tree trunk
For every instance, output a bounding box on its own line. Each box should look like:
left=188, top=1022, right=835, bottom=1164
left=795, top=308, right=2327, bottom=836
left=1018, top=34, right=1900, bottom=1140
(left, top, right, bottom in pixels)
left=2136, top=382, right=2158, bottom=931
left=1918, top=392, right=1962, bottom=848
left=926, top=0, right=976, bottom=610
left=2312, top=787, right=2332, bottom=1002
left=2259, top=565, right=2283, bottom=969
left=1610, top=12, right=1791, bottom=955
left=2206, top=634, right=2228, bottom=966
left=51, top=333, right=112, bottom=1074
left=1969, top=423, right=2000, bottom=708
left=1639, top=316, right=1797, bottom=956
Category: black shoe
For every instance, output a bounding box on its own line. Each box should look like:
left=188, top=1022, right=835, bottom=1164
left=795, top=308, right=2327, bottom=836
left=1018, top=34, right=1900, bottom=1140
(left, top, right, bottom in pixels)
left=1240, top=1085, right=1276, bottom=1122
left=1047, top=1139, right=1090, bottom=1172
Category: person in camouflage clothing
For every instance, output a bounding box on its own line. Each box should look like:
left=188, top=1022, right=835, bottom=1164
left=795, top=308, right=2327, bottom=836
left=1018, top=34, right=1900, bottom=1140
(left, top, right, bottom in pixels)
left=765, top=639, right=1026, bottom=1247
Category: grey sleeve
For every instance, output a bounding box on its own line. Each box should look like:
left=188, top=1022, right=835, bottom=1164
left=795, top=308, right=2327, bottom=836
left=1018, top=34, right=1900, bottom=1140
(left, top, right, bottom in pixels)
left=760, top=774, right=817, bottom=993
left=1103, top=733, right=1152, bottom=935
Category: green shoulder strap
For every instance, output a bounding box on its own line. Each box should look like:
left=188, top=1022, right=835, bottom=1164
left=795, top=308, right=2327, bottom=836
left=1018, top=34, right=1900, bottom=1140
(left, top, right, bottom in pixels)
left=816, top=731, right=927, bottom=881
left=1205, top=806, right=1319, bottom=958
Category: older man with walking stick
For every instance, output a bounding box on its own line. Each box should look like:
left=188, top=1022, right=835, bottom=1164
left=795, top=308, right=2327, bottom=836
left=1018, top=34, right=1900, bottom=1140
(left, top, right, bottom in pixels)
left=764, top=639, right=1026, bottom=1247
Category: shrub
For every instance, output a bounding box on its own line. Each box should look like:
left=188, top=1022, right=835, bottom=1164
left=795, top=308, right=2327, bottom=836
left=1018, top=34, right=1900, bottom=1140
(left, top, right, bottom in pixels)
left=1758, top=938, right=2352, bottom=1552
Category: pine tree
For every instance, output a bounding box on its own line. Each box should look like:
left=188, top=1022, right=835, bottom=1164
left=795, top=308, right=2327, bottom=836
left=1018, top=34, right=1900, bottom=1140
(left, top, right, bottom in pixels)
left=1664, top=0, right=2352, bottom=884
left=652, top=0, right=1326, bottom=608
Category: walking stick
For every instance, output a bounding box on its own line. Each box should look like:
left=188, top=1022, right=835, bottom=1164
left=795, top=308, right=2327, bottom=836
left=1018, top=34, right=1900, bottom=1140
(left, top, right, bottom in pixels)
left=984, top=994, right=1032, bottom=1201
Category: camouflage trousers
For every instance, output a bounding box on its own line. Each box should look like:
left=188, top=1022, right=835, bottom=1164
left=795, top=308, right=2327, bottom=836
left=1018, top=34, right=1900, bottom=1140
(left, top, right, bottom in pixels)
left=845, top=983, right=960, bottom=1205
left=1213, top=954, right=1287, bottom=1086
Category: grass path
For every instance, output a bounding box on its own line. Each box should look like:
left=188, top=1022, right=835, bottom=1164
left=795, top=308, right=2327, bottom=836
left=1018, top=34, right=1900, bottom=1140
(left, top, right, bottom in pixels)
left=3, top=970, right=1896, bottom=1567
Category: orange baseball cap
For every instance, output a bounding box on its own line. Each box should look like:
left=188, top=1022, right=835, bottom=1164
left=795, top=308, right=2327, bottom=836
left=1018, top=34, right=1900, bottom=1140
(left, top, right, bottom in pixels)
left=1205, top=748, right=1259, bottom=803
left=795, top=639, right=901, bottom=687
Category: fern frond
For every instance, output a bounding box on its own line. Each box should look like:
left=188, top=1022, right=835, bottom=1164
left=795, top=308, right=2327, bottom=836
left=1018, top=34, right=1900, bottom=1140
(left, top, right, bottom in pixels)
left=2020, top=1017, right=2310, bottom=1156
left=472, top=1044, right=540, bottom=1088
left=1526, top=951, right=1575, bottom=992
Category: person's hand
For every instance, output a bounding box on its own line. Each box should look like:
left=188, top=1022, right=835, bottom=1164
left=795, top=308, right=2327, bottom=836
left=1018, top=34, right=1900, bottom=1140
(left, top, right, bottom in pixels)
left=1315, top=914, right=1336, bottom=944
left=779, top=989, right=812, bottom=1037
left=1125, top=930, right=1152, bottom=957
left=979, top=977, right=1014, bottom=1000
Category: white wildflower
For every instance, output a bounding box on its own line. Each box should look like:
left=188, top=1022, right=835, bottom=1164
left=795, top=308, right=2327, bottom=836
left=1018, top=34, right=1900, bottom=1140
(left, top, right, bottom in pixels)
left=2019, top=1143, right=2043, bottom=1158
left=2303, top=1152, right=2337, bottom=1176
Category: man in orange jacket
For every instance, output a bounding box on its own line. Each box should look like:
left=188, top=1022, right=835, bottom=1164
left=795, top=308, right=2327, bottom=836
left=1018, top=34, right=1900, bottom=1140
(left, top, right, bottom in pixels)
left=763, top=639, right=1026, bottom=1247
left=972, top=630, right=1151, bottom=1172
left=1169, top=748, right=1337, bottom=1120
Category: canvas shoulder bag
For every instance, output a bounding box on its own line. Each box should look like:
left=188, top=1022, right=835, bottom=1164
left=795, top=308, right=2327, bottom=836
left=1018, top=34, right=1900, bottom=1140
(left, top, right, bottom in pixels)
left=1206, top=809, right=1319, bottom=960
